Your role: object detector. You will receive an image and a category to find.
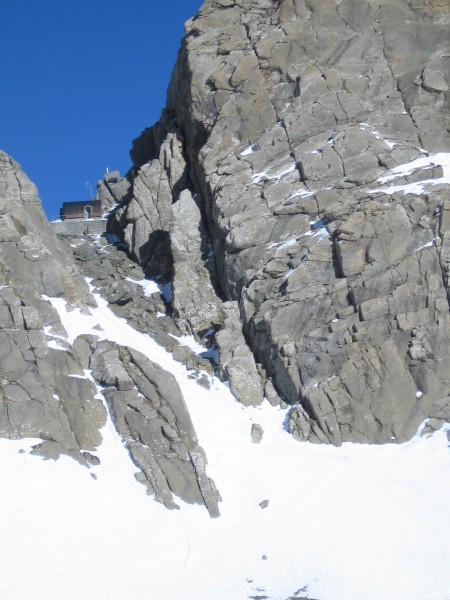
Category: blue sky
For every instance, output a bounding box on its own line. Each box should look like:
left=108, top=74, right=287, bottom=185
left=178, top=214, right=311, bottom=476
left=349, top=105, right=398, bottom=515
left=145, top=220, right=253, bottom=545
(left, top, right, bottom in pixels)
left=1, top=1, right=202, bottom=219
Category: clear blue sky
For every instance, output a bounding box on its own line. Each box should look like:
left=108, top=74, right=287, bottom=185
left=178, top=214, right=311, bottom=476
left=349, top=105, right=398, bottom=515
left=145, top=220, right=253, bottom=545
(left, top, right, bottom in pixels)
left=0, top=0, right=202, bottom=220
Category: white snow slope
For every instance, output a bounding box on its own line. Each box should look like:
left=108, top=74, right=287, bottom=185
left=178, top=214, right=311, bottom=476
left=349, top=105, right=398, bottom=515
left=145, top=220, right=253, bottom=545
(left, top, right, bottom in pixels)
left=1, top=290, right=449, bottom=600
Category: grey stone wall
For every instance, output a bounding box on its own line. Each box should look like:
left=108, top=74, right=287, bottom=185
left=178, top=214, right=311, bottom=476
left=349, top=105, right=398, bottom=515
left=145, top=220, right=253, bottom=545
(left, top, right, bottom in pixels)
left=51, top=219, right=107, bottom=236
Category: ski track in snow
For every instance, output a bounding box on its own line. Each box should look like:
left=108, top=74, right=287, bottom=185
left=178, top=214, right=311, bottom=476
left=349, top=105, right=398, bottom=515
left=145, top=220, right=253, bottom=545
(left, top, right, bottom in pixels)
left=0, top=290, right=449, bottom=600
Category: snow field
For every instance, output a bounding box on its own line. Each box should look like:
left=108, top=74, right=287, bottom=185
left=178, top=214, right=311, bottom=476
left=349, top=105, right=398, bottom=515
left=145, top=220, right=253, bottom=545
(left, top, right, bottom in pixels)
left=0, top=291, right=449, bottom=600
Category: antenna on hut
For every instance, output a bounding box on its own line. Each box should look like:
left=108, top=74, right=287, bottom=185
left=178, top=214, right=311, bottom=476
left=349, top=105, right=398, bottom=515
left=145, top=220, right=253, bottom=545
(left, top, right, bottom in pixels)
left=85, top=181, right=93, bottom=199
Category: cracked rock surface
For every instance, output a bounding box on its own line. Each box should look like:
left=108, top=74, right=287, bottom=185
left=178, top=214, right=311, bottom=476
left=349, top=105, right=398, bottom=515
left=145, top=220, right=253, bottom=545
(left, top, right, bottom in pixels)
left=1, top=0, right=449, bottom=508
left=91, top=341, right=220, bottom=517
left=113, top=0, right=450, bottom=444
left=0, top=151, right=105, bottom=464
left=0, top=151, right=220, bottom=515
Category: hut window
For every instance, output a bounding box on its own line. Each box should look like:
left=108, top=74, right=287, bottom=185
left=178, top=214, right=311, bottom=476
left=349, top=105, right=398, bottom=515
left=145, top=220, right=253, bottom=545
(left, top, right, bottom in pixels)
left=84, top=206, right=92, bottom=219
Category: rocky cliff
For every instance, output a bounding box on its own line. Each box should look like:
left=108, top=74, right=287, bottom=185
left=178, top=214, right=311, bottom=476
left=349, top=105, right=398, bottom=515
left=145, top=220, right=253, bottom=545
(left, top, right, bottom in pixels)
left=1, top=3, right=449, bottom=597
left=1, top=0, right=449, bottom=519
left=0, top=151, right=220, bottom=517
left=0, top=151, right=102, bottom=459
left=108, top=0, right=450, bottom=445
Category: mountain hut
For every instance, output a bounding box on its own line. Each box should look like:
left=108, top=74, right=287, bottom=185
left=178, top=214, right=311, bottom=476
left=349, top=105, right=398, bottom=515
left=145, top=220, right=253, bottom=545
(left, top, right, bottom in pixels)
left=60, top=200, right=102, bottom=220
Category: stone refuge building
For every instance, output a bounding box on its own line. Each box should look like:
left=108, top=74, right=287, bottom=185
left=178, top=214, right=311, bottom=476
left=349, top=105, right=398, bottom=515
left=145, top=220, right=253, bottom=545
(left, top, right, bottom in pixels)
left=51, top=170, right=124, bottom=236
left=60, top=199, right=102, bottom=220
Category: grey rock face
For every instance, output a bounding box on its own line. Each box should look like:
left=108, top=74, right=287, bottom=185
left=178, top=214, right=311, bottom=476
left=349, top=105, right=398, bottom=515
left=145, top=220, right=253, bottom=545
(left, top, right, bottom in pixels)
left=0, top=151, right=106, bottom=460
left=0, top=151, right=220, bottom=516
left=67, top=231, right=216, bottom=375
left=0, top=152, right=93, bottom=304
left=109, top=128, right=188, bottom=281
left=171, top=189, right=221, bottom=336
left=91, top=341, right=220, bottom=517
left=97, top=171, right=130, bottom=212
left=216, top=301, right=264, bottom=406
left=57, top=230, right=221, bottom=515
left=116, top=0, right=449, bottom=444
left=1, top=0, right=448, bottom=536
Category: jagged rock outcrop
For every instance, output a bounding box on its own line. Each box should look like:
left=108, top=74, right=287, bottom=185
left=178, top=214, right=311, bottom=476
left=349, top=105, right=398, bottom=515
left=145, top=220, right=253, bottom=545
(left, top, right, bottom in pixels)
left=97, top=172, right=130, bottom=212
left=0, top=151, right=106, bottom=464
left=216, top=301, right=264, bottom=406
left=67, top=231, right=216, bottom=376
left=89, top=340, right=220, bottom=517
left=171, top=189, right=222, bottom=336
left=1, top=0, right=448, bottom=536
left=114, top=0, right=450, bottom=443
left=109, top=128, right=188, bottom=281
left=0, top=151, right=220, bottom=515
